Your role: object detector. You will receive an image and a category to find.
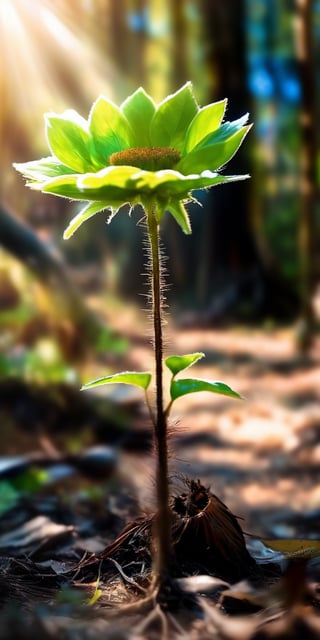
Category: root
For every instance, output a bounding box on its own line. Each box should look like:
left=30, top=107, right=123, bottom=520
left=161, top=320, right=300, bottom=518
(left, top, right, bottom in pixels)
left=106, top=592, right=155, bottom=618
left=106, top=558, right=147, bottom=595
left=132, top=602, right=168, bottom=639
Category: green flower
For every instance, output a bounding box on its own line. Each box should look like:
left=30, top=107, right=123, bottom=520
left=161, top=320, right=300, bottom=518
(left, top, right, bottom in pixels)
left=13, top=82, right=251, bottom=237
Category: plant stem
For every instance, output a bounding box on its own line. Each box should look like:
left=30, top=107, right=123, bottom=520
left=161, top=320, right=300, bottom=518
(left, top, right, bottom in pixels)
left=147, top=205, right=172, bottom=582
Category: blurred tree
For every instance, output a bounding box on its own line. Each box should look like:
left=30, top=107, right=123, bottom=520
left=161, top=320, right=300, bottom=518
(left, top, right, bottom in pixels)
left=245, top=0, right=319, bottom=327
left=0, top=207, right=107, bottom=356
left=294, top=0, right=319, bottom=350
left=169, top=0, right=188, bottom=86
left=193, top=0, right=295, bottom=321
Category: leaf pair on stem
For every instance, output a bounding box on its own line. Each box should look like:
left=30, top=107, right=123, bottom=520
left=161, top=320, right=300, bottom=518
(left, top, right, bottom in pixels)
left=81, top=351, right=241, bottom=422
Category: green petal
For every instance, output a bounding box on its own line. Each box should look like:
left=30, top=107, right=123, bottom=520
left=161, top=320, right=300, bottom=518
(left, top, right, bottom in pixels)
left=45, top=111, right=95, bottom=173
left=41, top=166, right=139, bottom=201
left=150, top=82, right=199, bottom=151
left=89, top=96, right=133, bottom=164
left=176, top=170, right=250, bottom=193
left=39, top=167, right=249, bottom=203
left=166, top=201, right=191, bottom=234
left=134, top=168, right=249, bottom=198
left=121, top=88, right=156, bottom=147
left=196, top=114, right=250, bottom=148
left=63, top=201, right=111, bottom=239
left=41, top=174, right=90, bottom=199
left=170, top=378, right=242, bottom=401
left=81, top=371, right=152, bottom=391
left=78, top=166, right=142, bottom=200
left=177, top=121, right=252, bottom=174
left=184, top=99, right=227, bottom=152
left=165, top=353, right=204, bottom=376
left=13, top=157, right=78, bottom=183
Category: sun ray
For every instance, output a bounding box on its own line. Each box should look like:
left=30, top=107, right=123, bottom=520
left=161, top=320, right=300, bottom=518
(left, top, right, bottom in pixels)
left=1, top=0, right=126, bottom=210
left=2, top=1, right=122, bottom=141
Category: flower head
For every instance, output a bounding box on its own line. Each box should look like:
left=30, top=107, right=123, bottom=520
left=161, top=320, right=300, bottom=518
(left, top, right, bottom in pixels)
left=14, top=82, right=251, bottom=237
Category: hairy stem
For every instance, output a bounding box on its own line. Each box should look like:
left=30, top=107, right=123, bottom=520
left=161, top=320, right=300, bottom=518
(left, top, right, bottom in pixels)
left=146, top=205, right=172, bottom=581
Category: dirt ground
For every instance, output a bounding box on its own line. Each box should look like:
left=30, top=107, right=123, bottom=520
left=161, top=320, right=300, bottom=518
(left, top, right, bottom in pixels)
left=0, top=322, right=319, bottom=639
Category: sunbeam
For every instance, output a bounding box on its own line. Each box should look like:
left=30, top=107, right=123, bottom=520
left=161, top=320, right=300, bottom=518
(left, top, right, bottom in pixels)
left=1, top=0, right=124, bottom=208
left=2, top=0, right=124, bottom=149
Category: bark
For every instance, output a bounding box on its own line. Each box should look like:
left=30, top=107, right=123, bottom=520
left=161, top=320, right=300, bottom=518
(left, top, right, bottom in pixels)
left=294, top=0, right=319, bottom=350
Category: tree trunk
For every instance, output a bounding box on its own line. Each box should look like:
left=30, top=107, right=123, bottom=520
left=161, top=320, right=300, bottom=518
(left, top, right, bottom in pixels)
left=294, top=0, right=319, bottom=351
left=0, top=207, right=106, bottom=349
left=196, top=0, right=299, bottom=320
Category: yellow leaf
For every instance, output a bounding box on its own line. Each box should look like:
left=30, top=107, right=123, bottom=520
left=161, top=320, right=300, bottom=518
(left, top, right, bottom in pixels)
left=262, top=538, right=320, bottom=559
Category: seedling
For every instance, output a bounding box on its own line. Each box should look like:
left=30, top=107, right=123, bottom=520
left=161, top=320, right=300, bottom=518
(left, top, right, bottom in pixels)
left=14, top=82, right=251, bottom=589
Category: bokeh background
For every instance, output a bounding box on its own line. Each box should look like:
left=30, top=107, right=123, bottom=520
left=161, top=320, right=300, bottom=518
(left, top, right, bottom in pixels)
left=0, top=0, right=319, bottom=380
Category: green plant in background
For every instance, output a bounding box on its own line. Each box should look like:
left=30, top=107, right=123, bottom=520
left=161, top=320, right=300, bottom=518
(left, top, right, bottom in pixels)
left=14, top=82, right=250, bottom=590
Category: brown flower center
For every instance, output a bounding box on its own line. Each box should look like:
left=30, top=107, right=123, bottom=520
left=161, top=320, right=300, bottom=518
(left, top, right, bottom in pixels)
left=109, top=147, right=181, bottom=171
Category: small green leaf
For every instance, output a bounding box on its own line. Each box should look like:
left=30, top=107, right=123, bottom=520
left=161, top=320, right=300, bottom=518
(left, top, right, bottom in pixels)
left=166, top=201, right=191, bottom=234
left=184, top=99, right=227, bottom=152
left=63, top=201, right=110, bottom=239
left=165, top=353, right=204, bottom=376
left=121, top=88, right=156, bottom=147
left=89, top=96, right=132, bottom=164
left=262, top=539, right=320, bottom=559
left=150, top=82, right=199, bottom=151
left=170, top=378, right=242, bottom=401
left=45, top=111, right=95, bottom=173
left=81, top=371, right=152, bottom=391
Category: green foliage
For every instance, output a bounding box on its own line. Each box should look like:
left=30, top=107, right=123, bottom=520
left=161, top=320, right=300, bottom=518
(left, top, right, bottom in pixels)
left=0, top=340, right=76, bottom=383
left=165, top=352, right=241, bottom=406
left=12, top=467, right=49, bottom=493
left=0, top=468, right=49, bottom=517
left=81, top=371, right=152, bottom=391
left=170, top=378, right=242, bottom=402
left=0, top=481, right=19, bottom=517
left=81, top=353, right=240, bottom=415
left=95, top=327, right=128, bottom=356
left=165, top=352, right=204, bottom=375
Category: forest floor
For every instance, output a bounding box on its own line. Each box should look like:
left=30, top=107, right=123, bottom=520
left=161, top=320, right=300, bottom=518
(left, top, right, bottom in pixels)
left=0, top=317, right=319, bottom=639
